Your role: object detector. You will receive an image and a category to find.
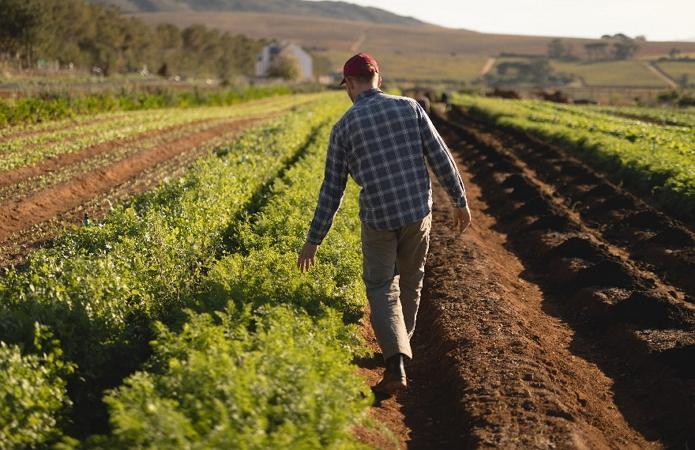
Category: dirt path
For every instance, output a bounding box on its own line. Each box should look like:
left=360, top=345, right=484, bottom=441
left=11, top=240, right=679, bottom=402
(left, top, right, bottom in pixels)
left=351, top=31, right=369, bottom=52
left=479, top=57, right=496, bottom=77
left=643, top=61, right=678, bottom=88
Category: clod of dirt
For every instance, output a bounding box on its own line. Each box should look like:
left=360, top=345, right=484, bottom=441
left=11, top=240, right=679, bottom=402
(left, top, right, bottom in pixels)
left=657, top=344, right=695, bottom=379
left=612, top=291, right=695, bottom=330
left=579, top=183, right=615, bottom=199
left=622, top=211, right=668, bottom=230
left=570, top=287, right=616, bottom=319
left=574, top=260, right=637, bottom=288
left=547, top=257, right=589, bottom=286
left=525, top=214, right=573, bottom=232
left=501, top=173, right=530, bottom=189
left=646, top=227, right=695, bottom=247
left=548, top=237, right=605, bottom=261
left=514, top=195, right=553, bottom=217
left=596, top=195, right=636, bottom=211
left=508, top=182, right=538, bottom=201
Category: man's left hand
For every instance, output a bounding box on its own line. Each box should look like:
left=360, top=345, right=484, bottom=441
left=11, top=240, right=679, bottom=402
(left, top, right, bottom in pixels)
left=297, top=241, right=318, bottom=272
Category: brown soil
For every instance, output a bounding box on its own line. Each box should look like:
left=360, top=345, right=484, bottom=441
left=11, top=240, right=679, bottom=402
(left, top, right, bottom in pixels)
left=0, top=112, right=132, bottom=144
left=0, top=124, right=253, bottom=268
left=352, top=105, right=694, bottom=448
left=0, top=117, right=220, bottom=189
left=0, top=116, right=267, bottom=248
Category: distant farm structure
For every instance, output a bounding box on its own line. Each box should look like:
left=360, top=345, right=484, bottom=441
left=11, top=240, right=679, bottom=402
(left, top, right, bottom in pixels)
left=255, top=42, right=314, bottom=81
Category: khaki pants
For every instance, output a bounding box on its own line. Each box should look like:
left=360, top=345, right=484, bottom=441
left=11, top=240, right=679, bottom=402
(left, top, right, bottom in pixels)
left=361, top=213, right=432, bottom=361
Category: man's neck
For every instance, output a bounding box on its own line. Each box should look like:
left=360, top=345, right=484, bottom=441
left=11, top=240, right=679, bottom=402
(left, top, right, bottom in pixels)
left=352, top=85, right=380, bottom=103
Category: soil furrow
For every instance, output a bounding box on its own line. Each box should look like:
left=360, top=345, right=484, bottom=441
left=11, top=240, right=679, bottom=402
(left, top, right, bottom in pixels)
left=432, top=108, right=695, bottom=448
left=0, top=124, right=262, bottom=268
left=0, top=117, right=220, bottom=189
left=0, top=112, right=132, bottom=144
left=0, top=116, right=263, bottom=204
left=0, top=117, right=265, bottom=243
left=448, top=106, right=695, bottom=301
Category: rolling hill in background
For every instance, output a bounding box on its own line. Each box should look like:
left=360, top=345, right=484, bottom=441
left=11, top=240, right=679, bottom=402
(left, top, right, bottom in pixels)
left=94, top=0, right=695, bottom=88
left=90, top=0, right=423, bottom=25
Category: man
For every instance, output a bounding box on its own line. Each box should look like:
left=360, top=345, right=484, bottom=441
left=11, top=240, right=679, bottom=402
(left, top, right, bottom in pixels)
left=297, top=53, right=471, bottom=395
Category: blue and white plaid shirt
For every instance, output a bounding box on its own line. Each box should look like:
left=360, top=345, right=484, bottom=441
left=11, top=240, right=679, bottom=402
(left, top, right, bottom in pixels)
left=307, top=87, right=467, bottom=245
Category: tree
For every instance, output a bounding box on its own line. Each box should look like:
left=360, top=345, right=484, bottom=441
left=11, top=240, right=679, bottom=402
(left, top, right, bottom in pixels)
left=268, top=53, right=301, bottom=81
left=612, top=37, right=639, bottom=60
left=0, top=0, right=48, bottom=67
left=585, top=42, right=610, bottom=61
left=547, top=38, right=572, bottom=60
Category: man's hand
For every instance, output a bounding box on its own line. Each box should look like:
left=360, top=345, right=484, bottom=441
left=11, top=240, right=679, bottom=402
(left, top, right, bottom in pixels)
left=297, top=241, right=319, bottom=272
left=453, top=206, right=472, bottom=233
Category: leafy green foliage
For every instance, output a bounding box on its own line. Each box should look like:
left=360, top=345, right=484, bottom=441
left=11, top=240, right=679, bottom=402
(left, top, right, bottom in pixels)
left=0, top=0, right=265, bottom=78
left=0, top=94, right=343, bottom=437
left=102, top=304, right=370, bottom=449
left=453, top=95, right=695, bottom=220
left=95, top=94, right=372, bottom=448
left=0, top=324, right=74, bottom=449
left=0, top=84, right=310, bottom=128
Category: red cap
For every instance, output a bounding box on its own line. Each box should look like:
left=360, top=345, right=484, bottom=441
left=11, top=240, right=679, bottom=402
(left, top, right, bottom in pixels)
left=340, top=53, right=379, bottom=86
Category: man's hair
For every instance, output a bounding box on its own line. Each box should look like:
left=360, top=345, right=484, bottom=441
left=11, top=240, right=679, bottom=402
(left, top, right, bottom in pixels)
left=346, top=70, right=378, bottom=85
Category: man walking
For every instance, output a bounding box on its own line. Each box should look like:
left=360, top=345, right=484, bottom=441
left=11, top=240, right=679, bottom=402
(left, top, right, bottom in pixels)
left=297, top=53, right=471, bottom=395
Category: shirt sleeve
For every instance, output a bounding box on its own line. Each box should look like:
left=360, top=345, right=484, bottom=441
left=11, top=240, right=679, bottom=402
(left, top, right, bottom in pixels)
left=415, top=101, right=468, bottom=208
left=306, top=123, right=349, bottom=245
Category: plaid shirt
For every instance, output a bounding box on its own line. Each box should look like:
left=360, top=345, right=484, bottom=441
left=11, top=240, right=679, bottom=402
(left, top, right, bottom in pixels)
left=307, top=87, right=467, bottom=245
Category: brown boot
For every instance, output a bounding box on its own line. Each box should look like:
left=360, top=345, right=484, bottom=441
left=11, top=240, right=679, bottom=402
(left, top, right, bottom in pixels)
left=373, top=353, right=407, bottom=395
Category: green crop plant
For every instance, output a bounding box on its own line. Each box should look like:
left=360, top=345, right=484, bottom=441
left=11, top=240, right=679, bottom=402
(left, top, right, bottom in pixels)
left=452, top=95, right=695, bottom=220
left=0, top=324, right=74, bottom=450
left=0, top=92, right=345, bottom=441
left=0, top=84, right=322, bottom=127
left=0, top=93, right=321, bottom=172
left=95, top=97, right=373, bottom=448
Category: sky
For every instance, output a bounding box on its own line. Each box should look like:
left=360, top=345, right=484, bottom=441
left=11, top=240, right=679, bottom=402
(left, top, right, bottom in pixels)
left=336, top=0, right=695, bottom=42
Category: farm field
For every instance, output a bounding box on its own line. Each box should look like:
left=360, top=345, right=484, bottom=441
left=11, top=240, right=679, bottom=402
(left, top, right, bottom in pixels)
left=587, top=104, right=695, bottom=127
left=656, top=61, right=695, bottom=87
left=451, top=95, right=695, bottom=222
left=0, top=90, right=694, bottom=448
left=0, top=92, right=321, bottom=266
left=132, top=10, right=695, bottom=85
left=549, top=60, right=668, bottom=87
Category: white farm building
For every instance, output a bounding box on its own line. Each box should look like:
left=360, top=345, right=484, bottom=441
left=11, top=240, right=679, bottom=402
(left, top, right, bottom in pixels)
left=255, top=42, right=314, bottom=81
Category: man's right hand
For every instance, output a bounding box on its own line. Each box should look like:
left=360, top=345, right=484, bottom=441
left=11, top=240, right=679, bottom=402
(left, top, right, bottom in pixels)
left=453, top=206, right=472, bottom=233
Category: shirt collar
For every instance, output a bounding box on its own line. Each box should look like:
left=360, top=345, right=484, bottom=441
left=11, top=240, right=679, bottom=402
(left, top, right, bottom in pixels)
left=354, top=87, right=382, bottom=104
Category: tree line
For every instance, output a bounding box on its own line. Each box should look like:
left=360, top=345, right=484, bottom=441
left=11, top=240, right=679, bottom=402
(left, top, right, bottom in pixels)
left=547, top=34, right=641, bottom=62
left=0, top=0, right=266, bottom=80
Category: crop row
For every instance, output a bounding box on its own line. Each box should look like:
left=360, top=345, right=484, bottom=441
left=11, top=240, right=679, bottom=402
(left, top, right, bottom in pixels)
left=0, top=94, right=320, bottom=172
left=0, top=84, right=322, bottom=127
left=0, top=93, right=347, bottom=447
left=92, top=111, right=372, bottom=448
left=586, top=104, right=695, bottom=128
left=452, top=95, right=695, bottom=220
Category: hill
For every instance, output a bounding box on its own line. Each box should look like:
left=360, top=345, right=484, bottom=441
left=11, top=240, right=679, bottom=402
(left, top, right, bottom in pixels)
left=90, top=0, right=424, bottom=25
left=132, top=10, right=695, bottom=86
